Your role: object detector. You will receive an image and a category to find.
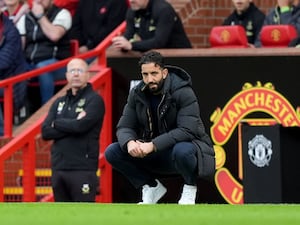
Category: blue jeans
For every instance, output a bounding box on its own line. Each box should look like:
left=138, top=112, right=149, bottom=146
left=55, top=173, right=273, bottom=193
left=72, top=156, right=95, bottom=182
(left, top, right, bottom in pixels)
left=104, top=141, right=198, bottom=188
left=30, top=58, right=66, bottom=105
left=85, top=56, right=96, bottom=65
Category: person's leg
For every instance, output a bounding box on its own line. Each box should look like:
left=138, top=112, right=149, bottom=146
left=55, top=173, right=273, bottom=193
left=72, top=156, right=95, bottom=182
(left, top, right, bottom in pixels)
left=105, top=142, right=157, bottom=189
left=105, top=142, right=197, bottom=188
left=35, top=59, right=60, bottom=105
left=130, top=141, right=198, bottom=204
left=85, top=56, right=96, bottom=65
left=52, top=66, right=67, bottom=81
left=105, top=142, right=172, bottom=204
left=172, top=142, right=198, bottom=185
left=51, top=170, right=72, bottom=202
left=105, top=141, right=198, bottom=204
left=172, top=142, right=198, bottom=204
left=66, top=170, right=98, bottom=202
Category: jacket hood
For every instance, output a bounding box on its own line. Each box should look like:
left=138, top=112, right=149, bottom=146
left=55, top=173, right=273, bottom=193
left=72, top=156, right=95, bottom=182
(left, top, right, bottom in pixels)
left=164, top=65, right=192, bottom=92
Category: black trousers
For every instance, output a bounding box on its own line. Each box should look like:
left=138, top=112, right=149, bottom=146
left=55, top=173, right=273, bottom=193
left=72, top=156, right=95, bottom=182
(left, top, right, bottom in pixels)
left=51, top=170, right=98, bottom=202
left=105, top=141, right=198, bottom=189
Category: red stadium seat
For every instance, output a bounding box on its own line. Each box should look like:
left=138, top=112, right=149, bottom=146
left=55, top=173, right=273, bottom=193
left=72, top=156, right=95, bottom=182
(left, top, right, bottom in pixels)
left=209, top=25, right=248, bottom=48
left=260, top=25, right=298, bottom=47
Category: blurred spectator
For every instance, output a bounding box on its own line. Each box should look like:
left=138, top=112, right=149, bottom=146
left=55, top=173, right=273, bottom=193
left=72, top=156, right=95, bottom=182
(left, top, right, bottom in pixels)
left=255, top=0, right=300, bottom=47
left=27, top=0, right=79, bottom=16
left=54, top=0, right=78, bottom=17
left=294, top=0, right=300, bottom=5
left=288, top=0, right=300, bottom=46
left=2, top=0, right=29, bottom=25
left=70, top=0, right=127, bottom=55
left=0, top=12, right=29, bottom=135
left=16, top=0, right=72, bottom=106
left=223, top=0, right=265, bottom=47
left=112, top=0, right=192, bottom=52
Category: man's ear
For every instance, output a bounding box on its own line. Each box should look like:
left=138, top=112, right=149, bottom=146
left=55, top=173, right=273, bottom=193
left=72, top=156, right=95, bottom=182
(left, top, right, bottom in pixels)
left=162, top=68, right=168, bottom=79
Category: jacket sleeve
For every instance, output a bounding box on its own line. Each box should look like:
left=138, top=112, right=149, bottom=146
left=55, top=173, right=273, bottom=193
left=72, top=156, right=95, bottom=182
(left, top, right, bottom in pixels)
left=289, top=9, right=300, bottom=35
left=52, top=94, right=105, bottom=134
left=116, top=90, right=140, bottom=149
left=123, top=10, right=135, bottom=41
left=41, top=100, right=67, bottom=140
left=130, top=6, right=178, bottom=51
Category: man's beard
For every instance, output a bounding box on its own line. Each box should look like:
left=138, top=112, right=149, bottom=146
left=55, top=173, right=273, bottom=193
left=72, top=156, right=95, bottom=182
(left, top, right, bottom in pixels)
left=148, top=79, right=164, bottom=94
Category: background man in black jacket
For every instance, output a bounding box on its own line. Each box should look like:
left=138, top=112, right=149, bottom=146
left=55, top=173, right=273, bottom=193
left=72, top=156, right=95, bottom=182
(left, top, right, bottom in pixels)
left=111, top=0, right=192, bottom=52
left=223, top=0, right=265, bottom=47
left=42, top=58, right=105, bottom=202
left=105, top=51, right=214, bottom=205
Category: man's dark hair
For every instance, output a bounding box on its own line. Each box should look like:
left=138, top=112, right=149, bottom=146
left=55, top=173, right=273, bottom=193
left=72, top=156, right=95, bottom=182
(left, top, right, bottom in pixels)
left=138, top=51, right=165, bottom=68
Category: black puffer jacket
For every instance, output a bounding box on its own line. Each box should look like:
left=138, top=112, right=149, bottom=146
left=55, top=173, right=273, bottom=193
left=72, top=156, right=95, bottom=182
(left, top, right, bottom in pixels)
left=117, top=65, right=210, bottom=151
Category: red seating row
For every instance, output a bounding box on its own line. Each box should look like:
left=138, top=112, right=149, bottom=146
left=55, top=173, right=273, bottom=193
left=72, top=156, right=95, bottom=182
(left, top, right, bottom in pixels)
left=209, top=25, right=297, bottom=48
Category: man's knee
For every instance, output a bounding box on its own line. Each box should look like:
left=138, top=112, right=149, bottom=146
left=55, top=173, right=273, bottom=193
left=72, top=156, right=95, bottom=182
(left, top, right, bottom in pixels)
left=172, top=142, right=196, bottom=159
left=104, top=142, right=121, bottom=163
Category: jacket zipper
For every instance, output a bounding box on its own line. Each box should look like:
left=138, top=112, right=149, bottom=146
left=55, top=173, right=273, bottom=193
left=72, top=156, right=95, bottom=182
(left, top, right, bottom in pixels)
left=30, top=23, right=38, bottom=61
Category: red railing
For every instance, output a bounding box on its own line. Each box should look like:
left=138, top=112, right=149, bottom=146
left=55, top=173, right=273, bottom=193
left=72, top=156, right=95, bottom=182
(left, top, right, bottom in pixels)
left=0, top=21, right=126, bottom=202
left=0, top=21, right=125, bottom=138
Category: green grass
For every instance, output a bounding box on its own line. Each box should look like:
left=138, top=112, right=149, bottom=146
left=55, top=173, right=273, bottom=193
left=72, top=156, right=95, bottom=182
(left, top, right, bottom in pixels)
left=0, top=203, right=299, bottom=225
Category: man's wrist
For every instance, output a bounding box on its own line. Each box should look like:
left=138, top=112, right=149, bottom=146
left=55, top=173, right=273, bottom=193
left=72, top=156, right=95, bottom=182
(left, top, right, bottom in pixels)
left=280, top=6, right=291, bottom=13
left=35, top=13, right=45, bottom=21
left=152, top=142, right=157, bottom=152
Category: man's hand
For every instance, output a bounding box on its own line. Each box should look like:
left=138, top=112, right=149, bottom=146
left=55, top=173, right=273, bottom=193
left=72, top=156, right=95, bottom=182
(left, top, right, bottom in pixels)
left=77, top=110, right=86, bottom=120
left=111, top=36, right=132, bottom=51
left=127, top=140, right=157, bottom=158
left=31, top=1, right=44, bottom=18
left=79, top=46, right=89, bottom=53
left=127, top=140, right=144, bottom=158
left=137, top=141, right=156, bottom=155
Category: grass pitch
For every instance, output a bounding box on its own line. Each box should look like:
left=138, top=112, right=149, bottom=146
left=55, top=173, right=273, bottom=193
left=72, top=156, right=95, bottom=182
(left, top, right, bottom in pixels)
left=0, top=203, right=299, bottom=225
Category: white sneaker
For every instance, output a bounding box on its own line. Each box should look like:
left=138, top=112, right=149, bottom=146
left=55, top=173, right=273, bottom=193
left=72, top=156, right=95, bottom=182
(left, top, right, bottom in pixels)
left=138, top=179, right=167, bottom=204
left=178, top=184, right=197, bottom=205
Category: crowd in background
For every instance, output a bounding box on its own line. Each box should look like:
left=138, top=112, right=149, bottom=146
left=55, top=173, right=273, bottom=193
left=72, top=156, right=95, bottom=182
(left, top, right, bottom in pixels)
left=0, top=0, right=128, bottom=135
left=1, top=0, right=300, bottom=136
left=223, top=0, right=300, bottom=47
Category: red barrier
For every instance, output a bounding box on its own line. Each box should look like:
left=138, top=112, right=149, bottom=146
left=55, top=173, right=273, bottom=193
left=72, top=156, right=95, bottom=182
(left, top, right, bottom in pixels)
left=0, top=21, right=126, bottom=202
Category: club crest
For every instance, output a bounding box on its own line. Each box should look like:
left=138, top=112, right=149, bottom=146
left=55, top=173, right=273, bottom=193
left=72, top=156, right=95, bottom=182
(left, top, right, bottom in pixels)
left=248, top=134, right=273, bottom=167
